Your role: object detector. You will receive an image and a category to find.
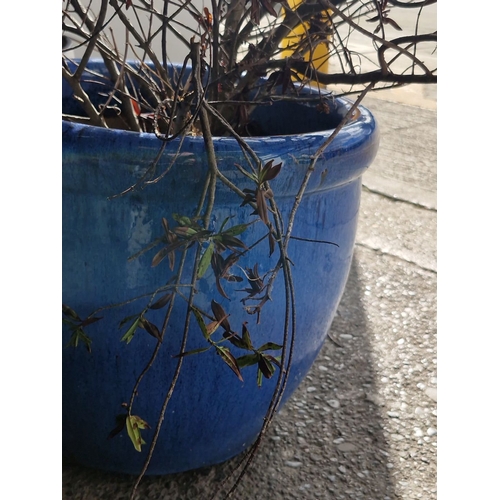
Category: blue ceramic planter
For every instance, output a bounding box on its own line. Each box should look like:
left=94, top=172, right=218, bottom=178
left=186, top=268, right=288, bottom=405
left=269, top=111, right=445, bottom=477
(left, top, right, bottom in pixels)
left=62, top=62, right=379, bottom=475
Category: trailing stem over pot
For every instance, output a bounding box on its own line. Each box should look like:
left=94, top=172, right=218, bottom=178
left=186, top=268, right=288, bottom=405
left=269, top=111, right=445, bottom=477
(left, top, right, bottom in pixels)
left=62, top=0, right=436, bottom=497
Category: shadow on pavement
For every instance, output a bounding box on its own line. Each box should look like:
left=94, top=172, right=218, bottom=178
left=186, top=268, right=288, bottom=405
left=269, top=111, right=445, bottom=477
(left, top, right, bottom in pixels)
left=63, top=252, right=397, bottom=499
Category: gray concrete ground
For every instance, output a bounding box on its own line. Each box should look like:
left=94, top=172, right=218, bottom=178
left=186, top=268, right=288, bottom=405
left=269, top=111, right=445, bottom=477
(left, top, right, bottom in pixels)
left=62, top=87, right=437, bottom=499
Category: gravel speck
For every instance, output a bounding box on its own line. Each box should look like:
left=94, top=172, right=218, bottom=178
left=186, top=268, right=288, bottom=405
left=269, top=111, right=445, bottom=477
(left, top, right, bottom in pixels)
left=424, top=387, right=437, bottom=402
left=339, top=334, right=353, bottom=340
left=337, top=442, right=357, bottom=452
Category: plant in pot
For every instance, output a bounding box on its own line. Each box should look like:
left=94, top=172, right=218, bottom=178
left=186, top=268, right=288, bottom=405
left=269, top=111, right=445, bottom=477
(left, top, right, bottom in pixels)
left=62, top=0, right=436, bottom=497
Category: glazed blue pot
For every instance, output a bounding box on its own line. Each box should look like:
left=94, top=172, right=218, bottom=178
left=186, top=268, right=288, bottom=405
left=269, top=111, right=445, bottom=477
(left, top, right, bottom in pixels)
left=62, top=62, right=379, bottom=475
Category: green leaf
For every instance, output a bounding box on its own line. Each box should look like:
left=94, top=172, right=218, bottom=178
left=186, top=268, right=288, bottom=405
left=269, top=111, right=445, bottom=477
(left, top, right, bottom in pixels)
left=65, top=327, right=92, bottom=353
left=241, top=323, right=254, bottom=350
left=198, top=242, right=214, bottom=279
left=121, top=316, right=141, bottom=344
left=257, top=367, right=263, bottom=387
left=174, top=226, right=198, bottom=238
left=258, top=354, right=276, bottom=379
left=173, top=346, right=211, bottom=358
left=119, top=314, right=141, bottom=328
left=222, top=223, right=249, bottom=237
left=219, top=216, right=233, bottom=232
left=216, top=346, right=244, bottom=381
left=257, top=342, right=282, bottom=352
left=125, top=415, right=150, bottom=452
left=234, top=162, right=257, bottom=182
left=236, top=353, right=260, bottom=368
left=62, top=304, right=81, bottom=321
left=223, top=333, right=249, bottom=350
left=172, top=213, right=193, bottom=226
left=191, top=307, right=210, bottom=340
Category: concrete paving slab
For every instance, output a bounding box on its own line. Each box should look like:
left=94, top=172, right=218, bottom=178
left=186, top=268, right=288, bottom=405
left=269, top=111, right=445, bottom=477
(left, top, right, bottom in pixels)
left=357, top=193, right=437, bottom=273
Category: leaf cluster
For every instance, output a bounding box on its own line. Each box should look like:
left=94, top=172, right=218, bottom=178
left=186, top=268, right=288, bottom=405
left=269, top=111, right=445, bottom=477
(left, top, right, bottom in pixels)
left=108, top=413, right=151, bottom=452
left=178, top=300, right=282, bottom=387
left=63, top=304, right=102, bottom=353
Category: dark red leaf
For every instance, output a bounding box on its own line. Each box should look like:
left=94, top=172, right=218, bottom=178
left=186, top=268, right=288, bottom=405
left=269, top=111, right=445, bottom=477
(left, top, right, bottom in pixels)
left=256, top=188, right=269, bottom=226
left=211, top=300, right=231, bottom=332
left=152, top=239, right=186, bottom=267
left=203, top=7, right=213, bottom=28
left=218, top=234, right=247, bottom=250
left=261, top=160, right=282, bottom=182
left=162, top=217, right=170, bottom=237
left=150, top=293, right=172, bottom=310
left=131, top=98, right=141, bottom=116
left=250, top=0, right=260, bottom=24
left=211, top=251, right=224, bottom=276
left=226, top=275, right=244, bottom=283
left=140, top=319, right=162, bottom=341
left=257, top=354, right=275, bottom=379
left=152, top=246, right=170, bottom=267
left=216, top=346, right=244, bottom=381
left=268, top=232, right=275, bottom=256
left=259, top=0, right=277, bottom=18
left=80, top=316, right=103, bottom=327
left=385, top=17, right=403, bottom=31
left=215, top=275, right=230, bottom=299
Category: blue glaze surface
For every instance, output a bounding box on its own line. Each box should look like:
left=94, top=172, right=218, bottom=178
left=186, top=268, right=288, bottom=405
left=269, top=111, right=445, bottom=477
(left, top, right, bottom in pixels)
left=62, top=62, right=379, bottom=475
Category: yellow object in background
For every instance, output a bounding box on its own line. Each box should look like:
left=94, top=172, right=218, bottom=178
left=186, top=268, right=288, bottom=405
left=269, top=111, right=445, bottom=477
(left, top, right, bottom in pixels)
left=280, top=0, right=331, bottom=82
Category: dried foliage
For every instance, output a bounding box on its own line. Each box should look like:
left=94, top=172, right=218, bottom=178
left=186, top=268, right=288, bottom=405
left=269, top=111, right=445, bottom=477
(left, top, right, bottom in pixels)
left=62, top=0, right=436, bottom=135
left=62, top=1, right=437, bottom=497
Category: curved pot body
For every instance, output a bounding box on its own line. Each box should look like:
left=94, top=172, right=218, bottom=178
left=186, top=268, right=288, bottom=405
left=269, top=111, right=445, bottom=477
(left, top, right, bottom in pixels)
left=62, top=64, right=379, bottom=475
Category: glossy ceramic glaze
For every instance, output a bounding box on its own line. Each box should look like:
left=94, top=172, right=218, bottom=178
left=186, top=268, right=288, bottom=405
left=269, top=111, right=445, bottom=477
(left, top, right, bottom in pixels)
left=62, top=62, right=379, bottom=475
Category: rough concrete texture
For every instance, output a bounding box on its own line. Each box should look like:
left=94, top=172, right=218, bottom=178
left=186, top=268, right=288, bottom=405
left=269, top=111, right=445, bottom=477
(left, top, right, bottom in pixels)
left=62, top=88, right=437, bottom=500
